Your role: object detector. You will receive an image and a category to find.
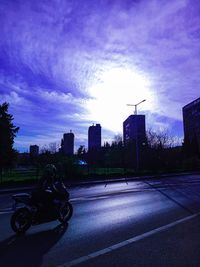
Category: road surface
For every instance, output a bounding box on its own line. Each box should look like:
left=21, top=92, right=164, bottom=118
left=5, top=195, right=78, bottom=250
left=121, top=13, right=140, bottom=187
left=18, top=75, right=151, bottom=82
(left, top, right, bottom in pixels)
left=0, top=174, right=200, bottom=267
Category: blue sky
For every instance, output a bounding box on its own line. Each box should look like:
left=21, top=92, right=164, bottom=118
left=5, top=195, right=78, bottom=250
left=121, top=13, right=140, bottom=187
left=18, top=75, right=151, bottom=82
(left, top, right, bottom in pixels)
left=0, top=0, right=200, bottom=152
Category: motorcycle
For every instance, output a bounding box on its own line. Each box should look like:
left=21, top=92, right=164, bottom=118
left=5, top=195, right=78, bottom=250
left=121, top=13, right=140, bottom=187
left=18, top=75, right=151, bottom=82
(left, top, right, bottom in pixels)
left=10, top=182, right=73, bottom=234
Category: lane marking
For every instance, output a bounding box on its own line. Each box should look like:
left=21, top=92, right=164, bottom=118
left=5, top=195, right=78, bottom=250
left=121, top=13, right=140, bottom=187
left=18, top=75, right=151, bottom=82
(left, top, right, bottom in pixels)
left=58, top=212, right=200, bottom=267
left=0, top=208, right=13, bottom=214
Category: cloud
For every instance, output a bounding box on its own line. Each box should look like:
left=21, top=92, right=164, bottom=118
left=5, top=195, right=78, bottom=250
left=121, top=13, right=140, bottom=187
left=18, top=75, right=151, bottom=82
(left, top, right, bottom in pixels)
left=0, top=0, right=200, bottom=151
left=1, top=91, right=24, bottom=105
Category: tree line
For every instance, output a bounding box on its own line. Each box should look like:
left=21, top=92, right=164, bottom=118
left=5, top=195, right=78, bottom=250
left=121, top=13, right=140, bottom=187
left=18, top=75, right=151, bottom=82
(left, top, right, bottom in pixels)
left=0, top=102, right=200, bottom=182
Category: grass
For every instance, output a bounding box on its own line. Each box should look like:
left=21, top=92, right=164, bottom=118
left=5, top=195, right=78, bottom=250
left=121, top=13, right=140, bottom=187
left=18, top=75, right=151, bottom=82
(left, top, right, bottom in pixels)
left=0, top=167, right=133, bottom=185
left=1, top=166, right=193, bottom=186
left=0, top=169, right=40, bottom=185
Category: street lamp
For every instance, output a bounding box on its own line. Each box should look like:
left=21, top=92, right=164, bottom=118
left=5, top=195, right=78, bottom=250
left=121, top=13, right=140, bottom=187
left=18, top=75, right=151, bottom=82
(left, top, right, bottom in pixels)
left=127, top=99, right=146, bottom=171
left=127, top=99, right=146, bottom=115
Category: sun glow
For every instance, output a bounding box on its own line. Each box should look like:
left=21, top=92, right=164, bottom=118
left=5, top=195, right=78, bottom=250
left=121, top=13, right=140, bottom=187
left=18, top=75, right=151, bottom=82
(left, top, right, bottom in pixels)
left=86, top=67, right=155, bottom=133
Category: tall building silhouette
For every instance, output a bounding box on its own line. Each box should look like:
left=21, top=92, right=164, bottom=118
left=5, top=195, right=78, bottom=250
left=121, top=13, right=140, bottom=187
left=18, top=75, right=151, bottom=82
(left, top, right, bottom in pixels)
left=183, top=97, right=200, bottom=155
left=88, top=124, right=101, bottom=150
left=123, top=115, right=146, bottom=146
left=61, top=130, right=74, bottom=155
left=29, top=145, right=39, bottom=157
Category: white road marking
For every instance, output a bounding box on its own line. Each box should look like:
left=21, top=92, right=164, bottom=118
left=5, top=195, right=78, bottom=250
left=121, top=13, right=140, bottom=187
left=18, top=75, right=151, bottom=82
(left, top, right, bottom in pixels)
left=58, top=212, right=200, bottom=267
left=0, top=209, right=13, bottom=214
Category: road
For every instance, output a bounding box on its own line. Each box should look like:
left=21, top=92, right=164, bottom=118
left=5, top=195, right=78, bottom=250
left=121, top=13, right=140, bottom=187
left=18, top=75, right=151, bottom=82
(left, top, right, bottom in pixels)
left=0, top=174, right=200, bottom=267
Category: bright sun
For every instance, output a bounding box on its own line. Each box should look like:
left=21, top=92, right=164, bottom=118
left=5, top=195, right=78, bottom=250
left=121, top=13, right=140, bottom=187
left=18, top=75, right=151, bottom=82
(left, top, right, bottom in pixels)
left=86, top=67, right=155, bottom=133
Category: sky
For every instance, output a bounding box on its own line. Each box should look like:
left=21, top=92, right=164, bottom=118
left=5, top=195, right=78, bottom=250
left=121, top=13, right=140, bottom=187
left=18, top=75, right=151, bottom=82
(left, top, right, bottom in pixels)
left=0, top=0, right=200, bottom=152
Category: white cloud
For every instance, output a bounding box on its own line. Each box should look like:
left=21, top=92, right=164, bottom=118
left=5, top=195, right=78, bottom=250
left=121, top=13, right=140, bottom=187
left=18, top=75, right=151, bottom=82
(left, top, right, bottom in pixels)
left=1, top=91, right=24, bottom=105
left=37, top=90, right=84, bottom=105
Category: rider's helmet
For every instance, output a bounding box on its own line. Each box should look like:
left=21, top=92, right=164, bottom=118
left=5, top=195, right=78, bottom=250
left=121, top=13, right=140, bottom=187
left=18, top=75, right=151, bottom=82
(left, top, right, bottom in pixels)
left=43, top=164, right=57, bottom=178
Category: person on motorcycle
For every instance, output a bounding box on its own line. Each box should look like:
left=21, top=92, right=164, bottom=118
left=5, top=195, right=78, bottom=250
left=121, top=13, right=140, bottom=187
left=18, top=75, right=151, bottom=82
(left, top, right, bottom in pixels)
left=40, top=164, right=68, bottom=196
left=32, top=164, right=58, bottom=209
left=38, top=164, right=57, bottom=190
left=11, top=164, right=73, bottom=233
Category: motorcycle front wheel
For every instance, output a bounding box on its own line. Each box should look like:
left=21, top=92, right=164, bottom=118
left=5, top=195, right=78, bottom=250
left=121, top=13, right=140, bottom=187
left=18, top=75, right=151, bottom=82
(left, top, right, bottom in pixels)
left=58, top=202, right=73, bottom=223
left=11, top=207, right=31, bottom=234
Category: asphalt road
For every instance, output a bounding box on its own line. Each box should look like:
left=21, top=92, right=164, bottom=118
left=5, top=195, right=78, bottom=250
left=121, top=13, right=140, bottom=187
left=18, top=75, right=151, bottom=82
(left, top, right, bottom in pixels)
left=0, top=174, right=200, bottom=267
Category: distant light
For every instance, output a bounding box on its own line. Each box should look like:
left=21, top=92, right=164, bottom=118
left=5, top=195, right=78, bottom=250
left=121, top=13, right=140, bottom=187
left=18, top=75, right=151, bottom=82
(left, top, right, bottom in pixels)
left=76, top=160, right=87, bottom=165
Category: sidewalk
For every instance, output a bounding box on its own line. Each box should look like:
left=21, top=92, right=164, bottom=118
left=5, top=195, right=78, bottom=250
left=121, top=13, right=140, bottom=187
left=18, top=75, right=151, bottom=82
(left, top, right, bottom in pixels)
left=0, top=171, right=199, bottom=195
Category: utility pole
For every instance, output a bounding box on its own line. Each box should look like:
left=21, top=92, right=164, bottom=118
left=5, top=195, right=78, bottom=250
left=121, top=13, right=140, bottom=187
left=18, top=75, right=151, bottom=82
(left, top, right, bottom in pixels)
left=126, top=99, right=146, bottom=171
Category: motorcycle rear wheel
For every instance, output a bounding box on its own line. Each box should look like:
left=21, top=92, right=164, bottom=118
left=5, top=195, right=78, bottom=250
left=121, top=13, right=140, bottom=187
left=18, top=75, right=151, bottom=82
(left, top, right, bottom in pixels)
left=58, top=202, right=73, bottom=223
left=11, top=207, right=31, bottom=234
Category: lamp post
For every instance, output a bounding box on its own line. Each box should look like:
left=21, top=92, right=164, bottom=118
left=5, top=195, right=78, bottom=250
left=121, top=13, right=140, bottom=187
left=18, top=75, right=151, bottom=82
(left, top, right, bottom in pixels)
left=127, top=99, right=146, bottom=115
left=127, top=99, right=146, bottom=171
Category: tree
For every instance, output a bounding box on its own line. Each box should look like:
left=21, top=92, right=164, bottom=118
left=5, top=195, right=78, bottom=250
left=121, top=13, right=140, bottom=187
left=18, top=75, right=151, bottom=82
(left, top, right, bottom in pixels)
left=145, top=129, right=183, bottom=171
left=112, top=134, right=123, bottom=146
left=146, top=129, right=177, bottom=149
left=77, top=145, right=86, bottom=156
left=0, top=102, right=19, bottom=172
left=40, top=142, right=59, bottom=154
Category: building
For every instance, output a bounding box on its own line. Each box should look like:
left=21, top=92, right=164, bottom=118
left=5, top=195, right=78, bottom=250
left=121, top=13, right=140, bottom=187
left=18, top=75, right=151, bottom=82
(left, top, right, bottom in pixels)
left=183, top=97, right=200, bottom=155
left=29, top=145, right=39, bottom=157
left=88, top=124, right=101, bottom=150
left=61, top=131, right=74, bottom=155
left=123, top=115, right=146, bottom=146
